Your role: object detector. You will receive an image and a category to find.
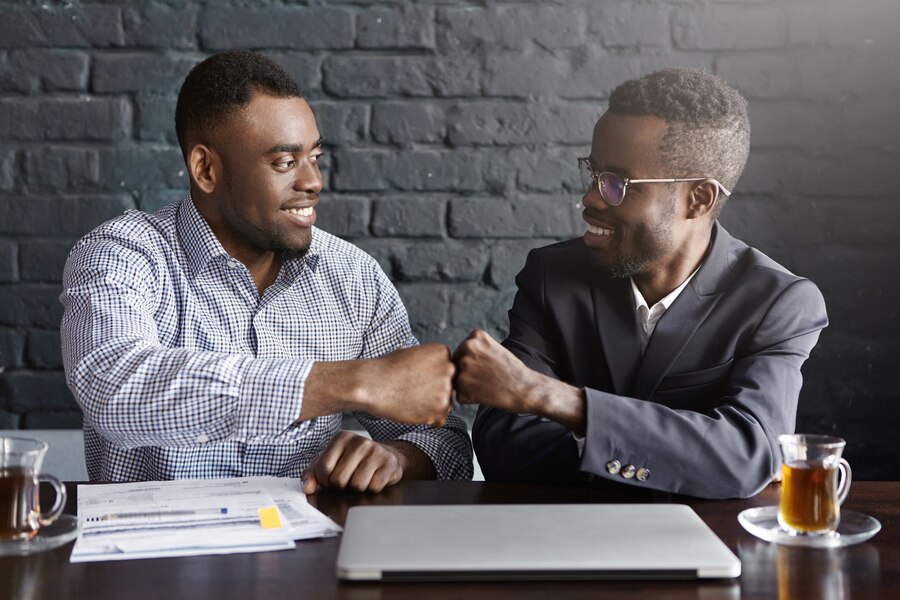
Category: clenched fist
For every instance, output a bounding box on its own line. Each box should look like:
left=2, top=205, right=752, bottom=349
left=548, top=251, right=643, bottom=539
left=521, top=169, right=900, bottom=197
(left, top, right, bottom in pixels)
left=358, top=344, right=455, bottom=427
left=302, top=343, right=455, bottom=427
left=454, top=329, right=586, bottom=434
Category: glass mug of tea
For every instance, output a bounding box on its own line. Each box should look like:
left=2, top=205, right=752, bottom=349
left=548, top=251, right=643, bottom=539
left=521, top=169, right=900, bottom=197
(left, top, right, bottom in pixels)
left=0, top=436, right=68, bottom=541
left=778, top=434, right=851, bottom=536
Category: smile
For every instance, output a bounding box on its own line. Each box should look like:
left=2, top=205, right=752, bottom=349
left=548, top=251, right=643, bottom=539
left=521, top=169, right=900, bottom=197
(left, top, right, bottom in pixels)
left=283, top=207, right=314, bottom=217
left=586, top=224, right=613, bottom=236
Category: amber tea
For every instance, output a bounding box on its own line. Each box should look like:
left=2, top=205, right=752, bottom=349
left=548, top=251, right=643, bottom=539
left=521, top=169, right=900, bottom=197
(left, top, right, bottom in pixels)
left=0, top=437, right=67, bottom=541
left=779, top=462, right=839, bottom=533
left=777, top=434, right=851, bottom=536
left=0, top=466, right=40, bottom=541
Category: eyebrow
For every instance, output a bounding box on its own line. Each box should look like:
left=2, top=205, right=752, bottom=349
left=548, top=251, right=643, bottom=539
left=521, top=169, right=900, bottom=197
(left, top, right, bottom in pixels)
left=589, top=157, right=634, bottom=179
left=264, top=137, right=325, bottom=155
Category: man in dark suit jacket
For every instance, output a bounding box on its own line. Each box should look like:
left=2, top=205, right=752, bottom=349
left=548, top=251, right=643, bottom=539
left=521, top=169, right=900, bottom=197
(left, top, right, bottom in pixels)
left=454, top=67, right=828, bottom=499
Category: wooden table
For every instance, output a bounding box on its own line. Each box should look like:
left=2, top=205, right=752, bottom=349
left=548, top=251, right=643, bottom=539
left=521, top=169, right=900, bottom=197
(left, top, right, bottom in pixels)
left=2, top=481, right=896, bottom=599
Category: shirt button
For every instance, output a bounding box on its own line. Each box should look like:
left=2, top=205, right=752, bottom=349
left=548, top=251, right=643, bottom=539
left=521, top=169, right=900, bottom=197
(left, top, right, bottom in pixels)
left=621, top=464, right=636, bottom=479
left=636, top=467, right=651, bottom=481
left=226, top=259, right=240, bottom=269
left=606, top=460, right=621, bottom=475
left=196, top=434, right=210, bottom=444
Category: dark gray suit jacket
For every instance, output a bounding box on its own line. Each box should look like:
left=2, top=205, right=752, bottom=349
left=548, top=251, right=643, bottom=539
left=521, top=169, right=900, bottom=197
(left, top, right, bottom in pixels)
left=473, top=223, right=828, bottom=499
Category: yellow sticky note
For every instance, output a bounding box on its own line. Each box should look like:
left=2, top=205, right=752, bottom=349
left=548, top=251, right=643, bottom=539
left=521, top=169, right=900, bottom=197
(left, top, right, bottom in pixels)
left=258, top=506, right=282, bottom=529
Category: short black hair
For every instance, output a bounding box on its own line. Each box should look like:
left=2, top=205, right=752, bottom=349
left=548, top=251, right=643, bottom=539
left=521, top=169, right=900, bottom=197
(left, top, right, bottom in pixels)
left=609, top=67, right=750, bottom=214
left=175, top=50, right=303, bottom=156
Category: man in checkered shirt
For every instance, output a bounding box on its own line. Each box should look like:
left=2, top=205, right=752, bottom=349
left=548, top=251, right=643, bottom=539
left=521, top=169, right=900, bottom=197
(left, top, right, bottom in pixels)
left=60, top=51, right=472, bottom=491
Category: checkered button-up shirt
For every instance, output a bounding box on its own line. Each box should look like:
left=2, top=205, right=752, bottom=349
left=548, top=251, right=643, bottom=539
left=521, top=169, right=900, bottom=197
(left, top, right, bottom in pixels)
left=61, top=196, right=472, bottom=482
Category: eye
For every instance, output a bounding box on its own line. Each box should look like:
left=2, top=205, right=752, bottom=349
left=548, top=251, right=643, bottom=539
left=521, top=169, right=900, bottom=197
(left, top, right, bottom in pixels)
left=310, top=152, right=325, bottom=163
left=274, top=158, right=296, bottom=170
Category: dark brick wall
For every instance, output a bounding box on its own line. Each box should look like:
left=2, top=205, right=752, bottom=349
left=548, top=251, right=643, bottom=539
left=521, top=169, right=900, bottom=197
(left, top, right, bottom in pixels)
left=1, top=0, right=898, bottom=479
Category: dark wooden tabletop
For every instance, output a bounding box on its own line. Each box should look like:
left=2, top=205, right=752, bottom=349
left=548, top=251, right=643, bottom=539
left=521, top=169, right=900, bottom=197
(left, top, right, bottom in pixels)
left=2, top=480, right=897, bottom=599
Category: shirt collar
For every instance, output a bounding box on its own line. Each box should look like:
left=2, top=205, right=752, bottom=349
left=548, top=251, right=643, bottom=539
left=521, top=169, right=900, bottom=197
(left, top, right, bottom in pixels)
left=630, top=265, right=701, bottom=314
left=177, top=193, right=322, bottom=280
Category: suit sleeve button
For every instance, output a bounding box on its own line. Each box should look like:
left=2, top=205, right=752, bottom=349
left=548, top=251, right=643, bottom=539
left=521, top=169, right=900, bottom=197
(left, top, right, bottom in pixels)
left=636, top=467, right=650, bottom=481
left=621, top=464, right=636, bottom=479
left=605, top=460, right=622, bottom=475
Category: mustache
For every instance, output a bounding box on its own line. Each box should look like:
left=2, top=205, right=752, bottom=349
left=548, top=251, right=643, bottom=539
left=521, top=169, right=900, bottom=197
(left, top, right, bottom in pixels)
left=582, top=207, right=609, bottom=223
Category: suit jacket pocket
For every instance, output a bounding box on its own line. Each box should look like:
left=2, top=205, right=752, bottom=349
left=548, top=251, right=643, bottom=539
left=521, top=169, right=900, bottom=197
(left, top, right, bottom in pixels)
left=656, top=358, right=734, bottom=392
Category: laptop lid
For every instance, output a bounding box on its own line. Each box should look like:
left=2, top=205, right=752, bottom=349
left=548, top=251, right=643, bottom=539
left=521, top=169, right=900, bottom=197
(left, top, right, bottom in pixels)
left=336, top=504, right=740, bottom=582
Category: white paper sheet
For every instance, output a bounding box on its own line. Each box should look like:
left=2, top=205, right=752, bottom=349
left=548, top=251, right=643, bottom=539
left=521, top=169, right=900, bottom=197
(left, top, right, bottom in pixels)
left=70, top=477, right=340, bottom=562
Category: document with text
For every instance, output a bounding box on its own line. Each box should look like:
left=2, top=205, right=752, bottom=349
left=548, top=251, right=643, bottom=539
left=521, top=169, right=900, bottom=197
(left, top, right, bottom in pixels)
left=70, top=477, right=341, bottom=562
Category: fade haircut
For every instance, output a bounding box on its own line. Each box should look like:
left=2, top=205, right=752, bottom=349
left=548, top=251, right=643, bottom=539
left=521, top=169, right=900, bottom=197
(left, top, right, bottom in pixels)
left=608, top=67, right=750, bottom=215
left=175, top=50, right=303, bottom=157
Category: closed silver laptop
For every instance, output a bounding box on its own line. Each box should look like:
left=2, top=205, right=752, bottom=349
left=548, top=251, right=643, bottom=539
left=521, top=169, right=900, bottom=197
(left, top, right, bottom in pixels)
left=336, top=504, right=740, bottom=581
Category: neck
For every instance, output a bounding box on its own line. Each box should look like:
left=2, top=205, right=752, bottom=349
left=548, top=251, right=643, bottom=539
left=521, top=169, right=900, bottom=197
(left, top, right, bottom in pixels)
left=633, top=227, right=712, bottom=306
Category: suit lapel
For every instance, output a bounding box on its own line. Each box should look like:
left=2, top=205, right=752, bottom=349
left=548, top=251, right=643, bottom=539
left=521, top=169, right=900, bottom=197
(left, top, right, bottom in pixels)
left=590, top=268, right=642, bottom=395
left=629, top=223, right=733, bottom=399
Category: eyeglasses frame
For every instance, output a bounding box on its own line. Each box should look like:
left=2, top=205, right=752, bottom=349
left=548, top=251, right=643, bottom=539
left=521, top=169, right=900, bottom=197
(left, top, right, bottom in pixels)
left=577, top=157, right=731, bottom=207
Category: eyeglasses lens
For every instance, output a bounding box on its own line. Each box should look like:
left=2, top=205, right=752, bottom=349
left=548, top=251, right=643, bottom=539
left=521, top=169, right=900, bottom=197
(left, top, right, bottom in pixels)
left=598, top=172, right=626, bottom=206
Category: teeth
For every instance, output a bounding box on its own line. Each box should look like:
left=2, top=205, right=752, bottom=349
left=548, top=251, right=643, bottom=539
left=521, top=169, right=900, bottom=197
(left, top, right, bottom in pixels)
left=284, top=207, right=313, bottom=217
left=587, top=224, right=613, bottom=236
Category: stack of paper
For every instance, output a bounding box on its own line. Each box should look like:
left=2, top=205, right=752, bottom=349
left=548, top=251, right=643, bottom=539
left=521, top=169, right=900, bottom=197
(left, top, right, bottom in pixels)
left=70, top=476, right=341, bottom=562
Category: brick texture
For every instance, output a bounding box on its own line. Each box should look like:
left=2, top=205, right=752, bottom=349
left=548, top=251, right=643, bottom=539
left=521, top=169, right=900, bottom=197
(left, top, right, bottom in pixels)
left=0, top=0, right=898, bottom=480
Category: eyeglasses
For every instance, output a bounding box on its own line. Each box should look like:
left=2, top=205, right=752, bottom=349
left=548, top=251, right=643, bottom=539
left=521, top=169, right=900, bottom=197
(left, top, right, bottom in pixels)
left=577, top=157, right=731, bottom=207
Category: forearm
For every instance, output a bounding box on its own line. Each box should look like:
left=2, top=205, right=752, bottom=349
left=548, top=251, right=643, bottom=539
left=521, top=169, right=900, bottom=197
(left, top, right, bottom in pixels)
left=383, top=440, right=437, bottom=480
left=580, top=387, right=777, bottom=499
left=526, top=374, right=587, bottom=436
left=67, top=340, right=310, bottom=448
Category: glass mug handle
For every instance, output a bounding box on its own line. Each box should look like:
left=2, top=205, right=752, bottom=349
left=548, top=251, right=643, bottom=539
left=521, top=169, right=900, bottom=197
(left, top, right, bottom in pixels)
left=36, top=473, right=67, bottom=527
left=836, top=458, right=852, bottom=506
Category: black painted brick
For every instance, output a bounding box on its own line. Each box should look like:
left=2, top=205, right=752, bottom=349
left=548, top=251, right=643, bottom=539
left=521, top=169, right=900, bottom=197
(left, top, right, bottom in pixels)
left=0, top=240, right=16, bottom=282
left=200, top=7, right=354, bottom=50
left=357, top=5, right=435, bottom=50
left=21, top=148, right=100, bottom=194
left=371, top=196, right=444, bottom=238
left=315, top=195, right=370, bottom=238
left=372, top=102, right=444, bottom=145
left=447, top=101, right=600, bottom=146
left=19, top=241, right=75, bottom=283
left=0, top=370, right=74, bottom=412
left=26, top=329, right=63, bottom=370
left=674, top=6, right=788, bottom=50
left=392, top=241, right=488, bottom=283
left=0, top=195, right=134, bottom=238
left=22, top=410, right=83, bottom=430
left=308, top=101, right=368, bottom=147
left=437, top=5, right=585, bottom=52
left=0, top=285, right=64, bottom=329
left=0, top=5, right=124, bottom=48
left=0, top=49, right=90, bottom=93
left=449, top=196, right=582, bottom=239
left=323, top=55, right=481, bottom=98
left=0, top=329, right=25, bottom=370
left=0, top=97, right=131, bottom=142
left=122, top=4, right=200, bottom=49
left=135, top=95, right=178, bottom=144
left=92, top=53, right=199, bottom=94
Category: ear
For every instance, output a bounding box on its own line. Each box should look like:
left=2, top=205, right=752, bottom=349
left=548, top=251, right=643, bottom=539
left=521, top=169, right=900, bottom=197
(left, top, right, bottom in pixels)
left=685, top=179, right=720, bottom=220
left=187, top=144, right=220, bottom=194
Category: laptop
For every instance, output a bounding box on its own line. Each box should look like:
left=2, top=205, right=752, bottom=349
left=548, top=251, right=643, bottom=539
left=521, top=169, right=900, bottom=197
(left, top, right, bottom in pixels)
left=336, top=504, right=740, bottom=582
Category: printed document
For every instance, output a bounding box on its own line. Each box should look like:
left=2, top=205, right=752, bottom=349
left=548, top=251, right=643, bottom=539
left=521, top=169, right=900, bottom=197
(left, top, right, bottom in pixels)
left=70, top=477, right=341, bottom=562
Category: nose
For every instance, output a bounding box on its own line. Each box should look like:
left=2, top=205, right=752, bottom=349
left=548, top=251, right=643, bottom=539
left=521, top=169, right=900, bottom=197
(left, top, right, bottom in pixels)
left=581, top=182, right=608, bottom=211
left=294, top=160, right=323, bottom=194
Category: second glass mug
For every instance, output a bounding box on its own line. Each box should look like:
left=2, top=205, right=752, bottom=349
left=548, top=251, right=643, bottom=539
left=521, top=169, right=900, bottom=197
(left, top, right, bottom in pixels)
left=777, top=434, right=852, bottom=536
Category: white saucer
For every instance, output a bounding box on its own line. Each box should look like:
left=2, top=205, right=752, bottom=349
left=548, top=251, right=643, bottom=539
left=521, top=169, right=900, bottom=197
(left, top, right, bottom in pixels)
left=738, top=506, right=881, bottom=548
left=0, top=515, right=81, bottom=557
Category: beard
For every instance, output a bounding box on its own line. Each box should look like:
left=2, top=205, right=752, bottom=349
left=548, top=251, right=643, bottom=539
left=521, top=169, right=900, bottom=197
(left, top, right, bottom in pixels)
left=589, top=194, right=677, bottom=279
left=223, top=173, right=313, bottom=260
